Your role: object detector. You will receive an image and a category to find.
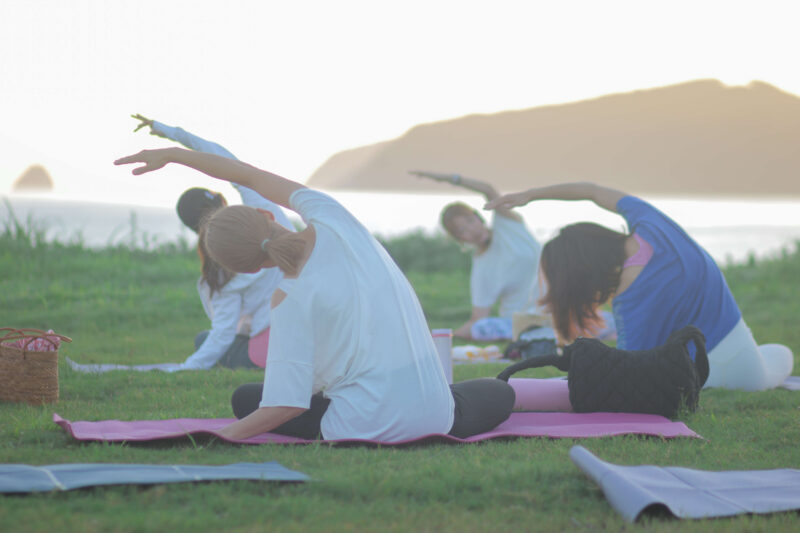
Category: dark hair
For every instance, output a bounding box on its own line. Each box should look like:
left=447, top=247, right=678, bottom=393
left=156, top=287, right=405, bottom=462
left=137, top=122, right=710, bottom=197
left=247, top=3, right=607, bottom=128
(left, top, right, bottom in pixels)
left=205, top=205, right=306, bottom=276
left=197, top=224, right=234, bottom=295
left=176, top=188, right=225, bottom=233
left=440, top=202, right=485, bottom=242
left=539, top=222, right=627, bottom=342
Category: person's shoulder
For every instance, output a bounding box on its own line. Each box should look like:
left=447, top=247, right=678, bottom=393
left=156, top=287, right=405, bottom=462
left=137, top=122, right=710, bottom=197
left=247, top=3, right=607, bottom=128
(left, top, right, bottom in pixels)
left=616, top=195, right=648, bottom=211
left=493, top=213, right=533, bottom=240
left=493, top=210, right=523, bottom=225
left=290, top=188, right=339, bottom=212
left=616, top=196, right=666, bottom=224
left=291, top=190, right=363, bottom=235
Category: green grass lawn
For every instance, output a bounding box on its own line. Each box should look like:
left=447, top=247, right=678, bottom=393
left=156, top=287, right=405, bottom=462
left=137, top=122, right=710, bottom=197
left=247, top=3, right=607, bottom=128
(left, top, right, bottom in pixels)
left=1, top=221, right=799, bottom=532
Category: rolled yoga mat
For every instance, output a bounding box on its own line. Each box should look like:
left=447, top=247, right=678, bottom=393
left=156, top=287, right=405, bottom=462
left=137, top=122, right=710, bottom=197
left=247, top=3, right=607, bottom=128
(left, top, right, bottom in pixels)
left=509, top=377, right=573, bottom=412
left=570, top=445, right=800, bottom=522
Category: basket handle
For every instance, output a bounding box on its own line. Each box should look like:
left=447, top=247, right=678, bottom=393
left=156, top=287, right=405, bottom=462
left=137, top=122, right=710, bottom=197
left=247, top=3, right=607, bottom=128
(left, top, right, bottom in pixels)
left=0, top=328, right=22, bottom=342
left=0, top=329, right=73, bottom=346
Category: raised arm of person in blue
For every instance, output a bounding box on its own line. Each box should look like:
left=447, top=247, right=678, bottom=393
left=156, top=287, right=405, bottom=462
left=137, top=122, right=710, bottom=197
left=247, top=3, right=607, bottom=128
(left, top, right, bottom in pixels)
left=486, top=182, right=794, bottom=391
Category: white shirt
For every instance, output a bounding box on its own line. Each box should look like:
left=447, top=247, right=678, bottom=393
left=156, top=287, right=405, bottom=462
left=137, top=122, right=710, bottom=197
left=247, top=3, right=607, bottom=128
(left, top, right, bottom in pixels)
left=152, top=121, right=294, bottom=368
left=261, top=189, right=455, bottom=441
left=182, top=270, right=275, bottom=369
left=471, top=213, right=541, bottom=318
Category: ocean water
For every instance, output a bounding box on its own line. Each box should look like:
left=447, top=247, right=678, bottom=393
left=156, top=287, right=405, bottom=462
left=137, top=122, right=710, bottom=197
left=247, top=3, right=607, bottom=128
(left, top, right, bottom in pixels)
left=1, top=195, right=195, bottom=249
left=2, top=192, right=799, bottom=265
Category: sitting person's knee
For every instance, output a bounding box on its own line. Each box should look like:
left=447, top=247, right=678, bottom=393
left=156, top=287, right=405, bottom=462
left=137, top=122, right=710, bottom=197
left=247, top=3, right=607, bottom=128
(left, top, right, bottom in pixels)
left=231, top=383, right=262, bottom=419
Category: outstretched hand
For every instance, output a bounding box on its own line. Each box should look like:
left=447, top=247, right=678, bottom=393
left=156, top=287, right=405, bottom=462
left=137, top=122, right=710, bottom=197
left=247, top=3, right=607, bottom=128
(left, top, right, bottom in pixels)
left=131, top=113, right=153, bottom=133
left=484, top=191, right=531, bottom=211
left=131, top=113, right=167, bottom=138
left=114, top=149, right=174, bottom=175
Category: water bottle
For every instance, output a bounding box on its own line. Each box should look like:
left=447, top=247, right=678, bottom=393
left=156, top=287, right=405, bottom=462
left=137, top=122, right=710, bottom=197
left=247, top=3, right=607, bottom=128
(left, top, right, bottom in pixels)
left=431, top=329, right=453, bottom=384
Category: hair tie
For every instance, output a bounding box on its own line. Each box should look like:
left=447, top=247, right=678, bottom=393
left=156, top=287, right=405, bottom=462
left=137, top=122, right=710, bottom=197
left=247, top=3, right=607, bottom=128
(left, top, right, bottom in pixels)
left=260, top=238, right=270, bottom=251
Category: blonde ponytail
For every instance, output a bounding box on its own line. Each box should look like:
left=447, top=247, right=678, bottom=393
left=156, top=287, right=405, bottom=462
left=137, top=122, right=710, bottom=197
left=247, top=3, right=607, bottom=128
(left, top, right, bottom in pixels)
left=204, top=205, right=306, bottom=275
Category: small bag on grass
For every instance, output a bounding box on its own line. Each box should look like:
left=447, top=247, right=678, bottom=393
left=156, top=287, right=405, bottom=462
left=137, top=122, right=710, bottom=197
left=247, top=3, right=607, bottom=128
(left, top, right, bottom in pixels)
left=496, top=325, right=709, bottom=418
left=0, top=328, right=72, bottom=405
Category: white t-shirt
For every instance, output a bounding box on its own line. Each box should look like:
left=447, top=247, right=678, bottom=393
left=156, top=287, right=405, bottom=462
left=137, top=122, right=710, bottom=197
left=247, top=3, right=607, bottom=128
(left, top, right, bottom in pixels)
left=470, top=213, right=541, bottom=318
left=181, top=185, right=292, bottom=370
left=181, top=270, right=276, bottom=370
left=260, top=189, right=455, bottom=441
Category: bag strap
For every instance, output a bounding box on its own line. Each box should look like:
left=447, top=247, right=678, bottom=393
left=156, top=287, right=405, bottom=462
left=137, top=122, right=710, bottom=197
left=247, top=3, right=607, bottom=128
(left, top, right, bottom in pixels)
left=496, top=352, right=569, bottom=382
left=666, top=325, right=709, bottom=386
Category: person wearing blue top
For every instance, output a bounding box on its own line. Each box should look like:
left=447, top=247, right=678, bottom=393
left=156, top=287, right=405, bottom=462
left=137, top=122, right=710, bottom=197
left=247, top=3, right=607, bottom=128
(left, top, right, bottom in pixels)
left=131, top=114, right=295, bottom=370
left=486, top=182, right=794, bottom=391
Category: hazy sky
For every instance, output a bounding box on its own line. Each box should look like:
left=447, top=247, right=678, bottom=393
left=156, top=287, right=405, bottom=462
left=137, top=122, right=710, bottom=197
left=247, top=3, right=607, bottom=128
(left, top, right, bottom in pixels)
left=2, top=0, right=799, bottom=207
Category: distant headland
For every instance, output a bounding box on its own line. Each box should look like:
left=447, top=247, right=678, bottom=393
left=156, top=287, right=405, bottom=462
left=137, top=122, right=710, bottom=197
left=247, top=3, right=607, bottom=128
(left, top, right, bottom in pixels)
left=12, top=165, right=54, bottom=192
left=307, top=80, right=800, bottom=197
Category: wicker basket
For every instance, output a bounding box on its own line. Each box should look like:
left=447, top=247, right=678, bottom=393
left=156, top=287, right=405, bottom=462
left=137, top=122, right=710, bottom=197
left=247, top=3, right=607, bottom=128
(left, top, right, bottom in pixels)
left=0, top=328, right=72, bottom=405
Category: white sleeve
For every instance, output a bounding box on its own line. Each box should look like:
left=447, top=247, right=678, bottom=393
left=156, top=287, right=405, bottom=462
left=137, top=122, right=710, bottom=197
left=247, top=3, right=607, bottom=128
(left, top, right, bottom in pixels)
left=150, top=121, right=238, bottom=159
left=289, top=189, right=360, bottom=230
left=181, top=287, right=242, bottom=370
left=233, top=183, right=295, bottom=231
left=260, top=298, right=315, bottom=408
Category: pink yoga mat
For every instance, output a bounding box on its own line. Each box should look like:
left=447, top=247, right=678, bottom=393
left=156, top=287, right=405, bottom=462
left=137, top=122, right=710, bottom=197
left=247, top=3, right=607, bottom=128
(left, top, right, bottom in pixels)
left=54, top=412, right=700, bottom=446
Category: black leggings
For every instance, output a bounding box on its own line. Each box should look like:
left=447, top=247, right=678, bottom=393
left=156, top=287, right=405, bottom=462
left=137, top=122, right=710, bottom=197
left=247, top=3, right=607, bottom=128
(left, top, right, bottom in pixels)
left=230, top=377, right=514, bottom=440
left=448, top=377, right=515, bottom=438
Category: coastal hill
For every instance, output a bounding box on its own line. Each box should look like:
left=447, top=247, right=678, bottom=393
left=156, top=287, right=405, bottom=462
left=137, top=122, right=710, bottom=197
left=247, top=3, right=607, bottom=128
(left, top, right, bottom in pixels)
left=307, top=80, right=800, bottom=197
left=12, top=164, right=54, bottom=192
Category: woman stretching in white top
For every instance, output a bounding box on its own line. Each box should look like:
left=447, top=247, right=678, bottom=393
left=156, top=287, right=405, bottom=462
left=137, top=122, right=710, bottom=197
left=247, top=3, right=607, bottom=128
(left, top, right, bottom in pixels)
left=115, top=148, right=514, bottom=441
left=411, top=171, right=542, bottom=341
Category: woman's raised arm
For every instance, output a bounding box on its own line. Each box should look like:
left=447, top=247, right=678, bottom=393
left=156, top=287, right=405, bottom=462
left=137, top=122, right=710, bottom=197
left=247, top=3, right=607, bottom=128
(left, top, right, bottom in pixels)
left=114, top=148, right=304, bottom=209
left=410, top=170, right=498, bottom=199
left=484, top=182, right=626, bottom=214
left=410, top=170, right=521, bottom=221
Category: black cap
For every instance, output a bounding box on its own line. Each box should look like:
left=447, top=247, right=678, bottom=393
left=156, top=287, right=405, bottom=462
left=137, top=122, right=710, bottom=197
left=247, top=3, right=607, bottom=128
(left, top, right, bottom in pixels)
left=176, top=188, right=225, bottom=233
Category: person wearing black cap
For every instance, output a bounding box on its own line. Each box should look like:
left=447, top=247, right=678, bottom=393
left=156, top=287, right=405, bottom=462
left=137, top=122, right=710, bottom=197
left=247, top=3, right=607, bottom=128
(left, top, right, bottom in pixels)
left=132, top=114, right=295, bottom=370
left=176, top=187, right=225, bottom=233
left=115, top=146, right=515, bottom=442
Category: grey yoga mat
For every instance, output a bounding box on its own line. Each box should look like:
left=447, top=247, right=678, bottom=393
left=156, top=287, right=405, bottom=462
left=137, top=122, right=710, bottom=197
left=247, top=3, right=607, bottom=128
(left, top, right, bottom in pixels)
left=570, top=445, right=800, bottom=522
left=0, top=462, right=308, bottom=493
left=780, top=376, right=800, bottom=391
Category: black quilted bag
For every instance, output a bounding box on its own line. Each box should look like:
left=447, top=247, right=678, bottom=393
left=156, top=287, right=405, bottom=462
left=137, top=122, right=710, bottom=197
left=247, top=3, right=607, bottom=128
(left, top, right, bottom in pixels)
left=496, top=325, right=710, bottom=418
